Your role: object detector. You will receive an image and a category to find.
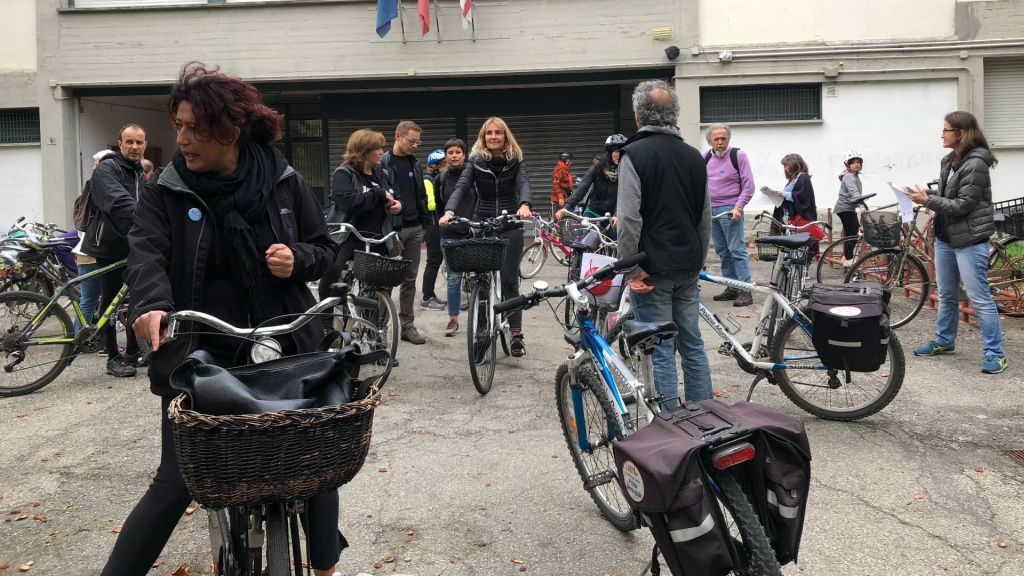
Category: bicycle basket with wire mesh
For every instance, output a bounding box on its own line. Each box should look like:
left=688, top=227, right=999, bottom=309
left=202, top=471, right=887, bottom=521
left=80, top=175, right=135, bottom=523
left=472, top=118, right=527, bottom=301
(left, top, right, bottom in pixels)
left=860, top=210, right=901, bottom=248
left=443, top=237, right=509, bottom=273
left=351, top=251, right=411, bottom=287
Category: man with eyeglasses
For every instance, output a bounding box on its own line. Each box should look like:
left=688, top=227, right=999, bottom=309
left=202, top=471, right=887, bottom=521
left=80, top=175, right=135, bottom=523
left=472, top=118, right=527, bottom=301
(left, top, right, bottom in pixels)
left=382, top=120, right=431, bottom=344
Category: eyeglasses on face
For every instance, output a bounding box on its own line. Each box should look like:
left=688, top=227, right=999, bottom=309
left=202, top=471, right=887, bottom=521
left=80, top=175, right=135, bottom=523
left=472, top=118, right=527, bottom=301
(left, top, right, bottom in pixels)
left=401, top=134, right=422, bottom=145
left=942, top=128, right=958, bottom=133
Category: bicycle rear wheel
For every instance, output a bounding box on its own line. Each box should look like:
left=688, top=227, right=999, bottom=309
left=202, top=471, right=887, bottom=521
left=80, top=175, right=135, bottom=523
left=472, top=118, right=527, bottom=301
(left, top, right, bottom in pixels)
left=554, top=362, right=639, bottom=532
left=988, top=238, right=1024, bottom=316
left=0, top=291, right=75, bottom=397
left=815, top=235, right=859, bottom=283
left=771, top=314, right=905, bottom=421
left=467, top=283, right=496, bottom=395
left=713, top=471, right=783, bottom=576
left=519, top=241, right=546, bottom=279
left=845, top=248, right=929, bottom=328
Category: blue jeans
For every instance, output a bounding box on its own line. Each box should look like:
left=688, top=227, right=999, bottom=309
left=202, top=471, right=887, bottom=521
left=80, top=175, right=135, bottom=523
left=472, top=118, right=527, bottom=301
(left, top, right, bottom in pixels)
left=75, top=262, right=101, bottom=332
left=933, top=239, right=1004, bottom=358
left=711, top=205, right=752, bottom=283
left=446, top=270, right=464, bottom=317
left=631, top=271, right=712, bottom=405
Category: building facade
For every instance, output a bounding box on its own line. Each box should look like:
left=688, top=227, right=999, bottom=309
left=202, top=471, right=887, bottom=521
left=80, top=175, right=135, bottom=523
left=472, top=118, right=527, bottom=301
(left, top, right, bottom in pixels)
left=3, top=0, right=1024, bottom=225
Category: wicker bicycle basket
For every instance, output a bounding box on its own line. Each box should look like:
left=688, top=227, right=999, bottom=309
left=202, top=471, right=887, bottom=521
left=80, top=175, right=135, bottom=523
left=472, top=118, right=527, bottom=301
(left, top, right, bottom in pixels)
left=860, top=210, right=901, bottom=248
left=444, top=237, right=509, bottom=273
left=169, top=380, right=383, bottom=509
left=351, top=250, right=411, bottom=288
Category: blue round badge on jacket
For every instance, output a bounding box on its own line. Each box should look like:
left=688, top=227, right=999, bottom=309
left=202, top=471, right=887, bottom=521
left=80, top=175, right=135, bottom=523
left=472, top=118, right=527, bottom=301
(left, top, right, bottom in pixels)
left=188, top=208, right=202, bottom=222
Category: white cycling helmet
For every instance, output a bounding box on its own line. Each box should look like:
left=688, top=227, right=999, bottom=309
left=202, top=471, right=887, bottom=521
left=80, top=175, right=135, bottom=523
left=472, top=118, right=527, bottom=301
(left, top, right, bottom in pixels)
left=844, top=150, right=863, bottom=165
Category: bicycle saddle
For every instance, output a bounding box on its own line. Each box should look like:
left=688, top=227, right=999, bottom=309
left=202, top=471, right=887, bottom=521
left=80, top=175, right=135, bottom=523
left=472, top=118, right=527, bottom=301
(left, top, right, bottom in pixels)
left=755, top=233, right=812, bottom=250
left=622, top=320, right=678, bottom=349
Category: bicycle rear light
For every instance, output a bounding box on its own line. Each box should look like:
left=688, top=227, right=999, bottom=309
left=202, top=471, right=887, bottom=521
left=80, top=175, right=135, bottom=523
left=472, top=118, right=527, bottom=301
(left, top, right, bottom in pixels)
left=712, top=442, right=756, bottom=470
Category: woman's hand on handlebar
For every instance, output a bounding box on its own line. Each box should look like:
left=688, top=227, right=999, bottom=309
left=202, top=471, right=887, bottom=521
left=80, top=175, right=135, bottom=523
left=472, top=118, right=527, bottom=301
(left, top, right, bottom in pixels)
left=555, top=208, right=567, bottom=221
left=626, top=271, right=654, bottom=294
left=265, top=244, right=294, bottom=278
left=134, top=310, right=168, bottom=352
left=438, top=212, right=453, bottom=227
left=517, top=204, right=533, bottom=220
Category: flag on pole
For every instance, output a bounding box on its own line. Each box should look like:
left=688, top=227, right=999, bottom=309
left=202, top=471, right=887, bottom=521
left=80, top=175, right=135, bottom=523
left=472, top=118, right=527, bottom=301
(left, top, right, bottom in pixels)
left=460, top=0, right=473, bottom=29
left=418, top=0, right=430, bottom=35
left=376, top=0, right=399, bottom=38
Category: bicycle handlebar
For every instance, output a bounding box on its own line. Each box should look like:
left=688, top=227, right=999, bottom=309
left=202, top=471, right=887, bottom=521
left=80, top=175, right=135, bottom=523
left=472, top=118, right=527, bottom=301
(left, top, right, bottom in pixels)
left=163, top=295, right=345, bottom=342
left=754, top=212, right=828, bottom=233
left=447, top=212, right=530, bottom=230
left=560, top=210, right=613, bottom=224
left=492, top=252, right=646, bottom=315
left=327, top=223, right=398, bottom=246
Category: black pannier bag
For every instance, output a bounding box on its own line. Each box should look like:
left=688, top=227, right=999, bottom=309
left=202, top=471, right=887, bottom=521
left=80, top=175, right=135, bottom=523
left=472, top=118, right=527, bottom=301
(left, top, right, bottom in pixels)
left=613, top=400, right=812, bottom=574
left=808, top=282, right=891, bottom=372
left=612, top=412, right=735, bottom=576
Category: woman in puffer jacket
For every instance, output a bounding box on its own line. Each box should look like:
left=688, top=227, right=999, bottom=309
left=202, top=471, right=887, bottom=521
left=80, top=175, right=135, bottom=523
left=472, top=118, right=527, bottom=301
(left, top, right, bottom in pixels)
left=906, top=111, right=1006, bottom=374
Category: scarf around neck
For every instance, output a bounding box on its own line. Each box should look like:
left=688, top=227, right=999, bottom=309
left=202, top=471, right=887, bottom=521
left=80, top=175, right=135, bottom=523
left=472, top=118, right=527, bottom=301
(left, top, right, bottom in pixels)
left=173, top=142, right=288, bottom=292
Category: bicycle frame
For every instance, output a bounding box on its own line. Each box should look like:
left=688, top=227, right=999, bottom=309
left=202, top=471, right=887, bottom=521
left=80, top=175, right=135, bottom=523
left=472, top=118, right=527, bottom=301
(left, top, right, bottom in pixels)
left=19, top=259, right=128, bottom=346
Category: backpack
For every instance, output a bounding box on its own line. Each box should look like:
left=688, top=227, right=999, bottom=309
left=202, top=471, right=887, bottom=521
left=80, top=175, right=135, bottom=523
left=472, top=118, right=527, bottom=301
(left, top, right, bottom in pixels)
left=73, top=179, right=93, bottom=232
left=808, top=282, right=891, bottom=372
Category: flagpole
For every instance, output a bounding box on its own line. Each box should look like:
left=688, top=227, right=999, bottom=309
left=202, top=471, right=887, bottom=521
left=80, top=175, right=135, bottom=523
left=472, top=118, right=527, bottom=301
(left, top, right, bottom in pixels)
left=433, top=0, right=441, bottom=42
left=398, top=0, right=407, bottom=43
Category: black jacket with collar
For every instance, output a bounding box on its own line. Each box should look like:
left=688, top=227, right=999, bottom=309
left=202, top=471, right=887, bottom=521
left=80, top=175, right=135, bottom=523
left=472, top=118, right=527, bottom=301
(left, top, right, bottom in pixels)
left=126, top=162, right=336, bottom=397
left=83, top=152, right=143, bottom=261
left=445, top=154, right=532, bottom=218
left=381, top=151, right=430, bottom=229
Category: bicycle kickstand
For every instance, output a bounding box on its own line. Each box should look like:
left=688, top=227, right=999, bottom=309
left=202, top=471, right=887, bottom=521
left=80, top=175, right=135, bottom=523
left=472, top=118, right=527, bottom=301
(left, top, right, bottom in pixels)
left=745, top=372, right=769, bottom=401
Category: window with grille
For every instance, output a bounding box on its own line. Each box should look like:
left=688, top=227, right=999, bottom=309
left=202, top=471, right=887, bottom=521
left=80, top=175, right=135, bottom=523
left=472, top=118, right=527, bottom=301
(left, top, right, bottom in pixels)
left=0, top=109, right=40, bottom=145
left=700, top=84, right=822, bottom=123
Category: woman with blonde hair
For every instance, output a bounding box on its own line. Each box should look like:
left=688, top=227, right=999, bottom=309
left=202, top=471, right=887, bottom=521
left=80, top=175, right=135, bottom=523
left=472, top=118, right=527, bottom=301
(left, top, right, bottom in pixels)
left=439, top=117, right=533, bottom=356
left=319, top=129, right=402, bottom=305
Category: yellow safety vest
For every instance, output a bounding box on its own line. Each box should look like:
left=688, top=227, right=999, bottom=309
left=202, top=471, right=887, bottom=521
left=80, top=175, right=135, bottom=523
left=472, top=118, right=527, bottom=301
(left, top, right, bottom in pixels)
left=424, top=178, right=437, bottom=212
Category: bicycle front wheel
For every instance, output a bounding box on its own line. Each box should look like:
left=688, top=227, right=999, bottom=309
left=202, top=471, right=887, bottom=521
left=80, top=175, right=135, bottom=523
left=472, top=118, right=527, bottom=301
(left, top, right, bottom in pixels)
left=988, top=238, right=1024, bottom=316
left=353, top=290, right=399, bottom=363
left=771, top=314, right=905, bottom=421
left=467, top=283, right=496, bottom=395
left=264, top=504, right=290, bottom=576
left=815, top=235, right=859, bottom=283
left=0, top=291, right=75, bottom=397
left=845, top=248, right=929, bottom=328
left=519, top=241, right=546, bottom=279
left=713, top=471, right=784, bottom=576
left=554, top=362, right=639, bottom=532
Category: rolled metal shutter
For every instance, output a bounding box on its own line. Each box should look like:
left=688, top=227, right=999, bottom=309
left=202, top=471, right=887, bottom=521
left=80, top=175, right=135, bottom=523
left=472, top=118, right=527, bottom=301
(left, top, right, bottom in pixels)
left=467, top=112, right=616, bottom=217
left=984, top=59, right=1024, bottom=147
left=327, top=118, right=458, bottom=174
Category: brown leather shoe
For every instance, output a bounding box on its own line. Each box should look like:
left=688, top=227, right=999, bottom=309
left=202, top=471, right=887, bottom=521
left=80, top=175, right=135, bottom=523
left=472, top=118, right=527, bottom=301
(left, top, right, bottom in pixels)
left=713, top=288, right=739, bottom=302
left=445, top=317, right=459, bottom=337
left=733, top=291, right=753, bottom=307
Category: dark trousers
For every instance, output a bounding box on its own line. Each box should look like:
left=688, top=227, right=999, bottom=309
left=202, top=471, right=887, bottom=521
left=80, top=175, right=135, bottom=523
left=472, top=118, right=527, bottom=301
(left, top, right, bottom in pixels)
left=422, top=224, right=443, bottom=300
left=499, top=228, right=524, bottom=333
left=837, top=211, right=860, bottom=260
left=102, top=397, right=344, bottom=575
left=95, top=258, right=138, bottom=358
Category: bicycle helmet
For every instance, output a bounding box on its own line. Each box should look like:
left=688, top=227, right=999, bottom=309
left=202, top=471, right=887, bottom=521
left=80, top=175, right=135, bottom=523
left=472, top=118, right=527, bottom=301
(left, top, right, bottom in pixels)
left=426, top=148, right=446, bottom=167
left=559, top=152, right=573, bottom=162
left=844, top=150, right=863, bottom=165
left=604, top=133, right=627, bottom=152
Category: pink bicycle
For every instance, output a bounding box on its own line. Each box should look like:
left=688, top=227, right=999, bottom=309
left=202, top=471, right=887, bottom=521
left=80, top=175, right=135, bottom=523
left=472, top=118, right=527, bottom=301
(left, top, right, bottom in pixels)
left=519, top=214, right=573, bottom=278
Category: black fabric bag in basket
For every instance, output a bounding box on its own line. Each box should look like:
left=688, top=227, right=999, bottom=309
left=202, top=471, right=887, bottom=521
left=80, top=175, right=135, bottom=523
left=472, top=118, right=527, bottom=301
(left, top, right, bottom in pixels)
left=808, top=282, right=891, bottom=372
left=859, top=210, right=901, bottom=248
left=168, top=348, right=391, bottom=509
left=351, top=250, right=411, bottom=287
left=444, top=237, right=508, bottom=273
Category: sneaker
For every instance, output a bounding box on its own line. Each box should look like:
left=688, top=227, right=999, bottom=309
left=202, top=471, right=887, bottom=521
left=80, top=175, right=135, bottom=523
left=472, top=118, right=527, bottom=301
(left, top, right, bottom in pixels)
left=444, top=318, right=459, bottom=337
left=713, top=288, right=738, bottom=302
left=733, top=291, right=753, bottom=307
left=510, top=334, right=526, bottom=357
left=419, top=296, right=446, bottom=311
left=106, top=355, right=137, bottom=378
left=842, top=258, right=856, bottom=268
left=981, top=355, right=1007, bottom=374
left=400, top=325, right=427, bottom=345
left=125, top=353, right=150, bottom=368
left=913, top=340, right=955, bottom=356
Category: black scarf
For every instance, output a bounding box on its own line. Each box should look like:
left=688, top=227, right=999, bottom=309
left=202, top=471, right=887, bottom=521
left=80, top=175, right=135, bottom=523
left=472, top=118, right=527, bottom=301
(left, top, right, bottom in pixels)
left=173, top=142, right=287, bottom=291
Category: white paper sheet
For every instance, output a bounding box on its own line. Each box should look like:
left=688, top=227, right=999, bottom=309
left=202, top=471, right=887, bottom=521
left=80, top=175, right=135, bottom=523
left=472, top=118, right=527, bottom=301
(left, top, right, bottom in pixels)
left=888, top=182, right=916, bottom=223
left=759, top=186, right=784, bottom=208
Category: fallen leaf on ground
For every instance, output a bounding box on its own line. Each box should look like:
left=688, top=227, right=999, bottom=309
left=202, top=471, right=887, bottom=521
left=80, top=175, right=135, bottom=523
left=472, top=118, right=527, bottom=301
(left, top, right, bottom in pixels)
left=997, top=541, right=1008, bottom=548
left=373, top=561, right=383, bottom=569
left=32, top=515, right=45, bottom=523
left=911, top=494, right=925, bottom=501
left=712, top=391, right=725, bottom=398
left=383, top=556, right=396, bottom=564
left=519, top=567, right=528, bottom=572
left=975, top=467, right=985, bottom=473
left=110, top=527, right=122, bottom=534
left=17, top=561, right=33, bottom=572
left=484, top=483, right=493, bottom=488
left=0, top=562, right=10, bottom=569
left=512, top=559, right=524, bottom=565
left=377, top=467, right=388, bottom=473
left=184, top=507, right=195, bottom=516
left=30, top=503, right=40, bottom=508
left=170, top=565, right=189, bottom=576
left=14, top=514, right=27, bottom=521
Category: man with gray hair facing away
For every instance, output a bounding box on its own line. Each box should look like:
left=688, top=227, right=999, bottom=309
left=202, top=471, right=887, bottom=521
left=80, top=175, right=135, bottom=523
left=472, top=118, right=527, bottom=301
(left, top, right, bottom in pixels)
left=616, top=80, right=713, bottom=406
left=704, top=123, right=755, bottom=307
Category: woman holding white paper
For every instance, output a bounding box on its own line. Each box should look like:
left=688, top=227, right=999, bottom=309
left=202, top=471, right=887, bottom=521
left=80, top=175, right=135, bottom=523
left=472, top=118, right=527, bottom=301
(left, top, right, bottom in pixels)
left=905, top=111, right=1005, bottom=375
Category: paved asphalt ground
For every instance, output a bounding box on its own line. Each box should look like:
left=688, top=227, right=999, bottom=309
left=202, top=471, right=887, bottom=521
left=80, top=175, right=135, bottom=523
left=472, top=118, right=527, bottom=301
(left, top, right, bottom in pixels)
left=1, top=252, right=1023, bottom=576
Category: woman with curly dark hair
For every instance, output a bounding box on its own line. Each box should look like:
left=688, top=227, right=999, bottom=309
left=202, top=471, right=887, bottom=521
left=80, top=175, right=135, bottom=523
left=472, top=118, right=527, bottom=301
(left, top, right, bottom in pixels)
left=103, top=62, right=341, bottom=575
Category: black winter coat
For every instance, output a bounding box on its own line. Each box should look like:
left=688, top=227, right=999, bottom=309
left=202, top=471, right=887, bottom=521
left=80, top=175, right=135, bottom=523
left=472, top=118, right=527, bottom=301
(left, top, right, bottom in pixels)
left=445, top=154, right=532, bottom=218
left=127, top=163, right=336, bottom=397
left=929, top=147, right=996, bottom=248
left=328, top=164, right=392, bottom=240
left=381, top=151, right=430, bottom=229
left=83, top=152, right=143, bottom=261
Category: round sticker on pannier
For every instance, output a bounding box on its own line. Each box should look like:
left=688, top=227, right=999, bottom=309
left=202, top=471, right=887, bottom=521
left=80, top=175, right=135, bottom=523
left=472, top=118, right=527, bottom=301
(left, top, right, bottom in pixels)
left=621, top=460, right=645, bottom=502
left=828, top=305, right=862, bottom=317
